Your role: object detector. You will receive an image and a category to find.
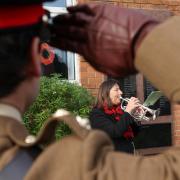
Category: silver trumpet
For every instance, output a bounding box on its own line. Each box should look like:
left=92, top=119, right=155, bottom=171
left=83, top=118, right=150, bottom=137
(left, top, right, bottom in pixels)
left=120, top=97, right=160, bottom=121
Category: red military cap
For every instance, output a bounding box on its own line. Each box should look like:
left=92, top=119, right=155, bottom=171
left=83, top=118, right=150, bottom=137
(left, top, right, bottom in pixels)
left=0, top=0, right=54, bottom=31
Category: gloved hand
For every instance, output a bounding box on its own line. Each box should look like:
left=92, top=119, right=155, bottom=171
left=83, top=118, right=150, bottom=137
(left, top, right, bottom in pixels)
left=50, top=3, right=159, bottom=77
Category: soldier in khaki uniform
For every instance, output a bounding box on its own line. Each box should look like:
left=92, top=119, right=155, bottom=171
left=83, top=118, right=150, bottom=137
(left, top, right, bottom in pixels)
left=1, top=2, right=180, bottom=180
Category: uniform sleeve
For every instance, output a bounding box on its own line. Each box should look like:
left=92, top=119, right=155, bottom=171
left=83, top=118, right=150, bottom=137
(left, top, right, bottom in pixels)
left=82, top=131, right=180, bottom=180
left=89, top=146, right=180, bottom=180
left=25, top=123, right=180, bottom=180
left=135, top=16, right=180, bottom=102
left=89, top=108, right=134, bottom=138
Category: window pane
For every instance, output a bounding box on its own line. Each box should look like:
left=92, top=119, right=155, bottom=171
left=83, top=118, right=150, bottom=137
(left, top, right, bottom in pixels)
left=44, top=0, right=67, bottom=7
left=54, top=48, right=68, bottom=79
left=41, top=48, right=68, bottom=79
left=42, top=1, right=77, bottom=81
left=115, top=75, right=137, bottom=98
left=134, top=123, right=172, bottom=149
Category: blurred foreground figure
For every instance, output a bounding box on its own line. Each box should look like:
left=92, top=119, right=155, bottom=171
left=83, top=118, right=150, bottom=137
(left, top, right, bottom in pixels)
left=51, top=3, right=180, bottom=102
left=1, top=1, right=180, bottom=180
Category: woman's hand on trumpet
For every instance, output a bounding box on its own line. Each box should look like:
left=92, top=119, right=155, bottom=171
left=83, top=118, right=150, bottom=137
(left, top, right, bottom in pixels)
left=124, top=97, right=141, bottom=114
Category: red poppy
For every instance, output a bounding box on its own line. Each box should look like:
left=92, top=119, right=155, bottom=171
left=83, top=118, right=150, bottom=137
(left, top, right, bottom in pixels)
left=40, top=43, right=55, bottom=65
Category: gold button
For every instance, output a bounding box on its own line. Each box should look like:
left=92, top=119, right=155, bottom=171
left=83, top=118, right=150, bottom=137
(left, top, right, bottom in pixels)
left=25, top=135, right=36, bottom=144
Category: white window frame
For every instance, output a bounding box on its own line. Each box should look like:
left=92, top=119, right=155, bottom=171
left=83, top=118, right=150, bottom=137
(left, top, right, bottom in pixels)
left=43, top=0, right=79, bottom=83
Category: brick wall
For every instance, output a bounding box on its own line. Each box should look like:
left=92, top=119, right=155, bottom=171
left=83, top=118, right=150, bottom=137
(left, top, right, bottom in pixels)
left=79, top=57, right=105, bottom=96
left=172, top=104, right=180, bottom=146
left=78, top=0, right=180, bottom=146
left=78, top=0, right=180, bottom=14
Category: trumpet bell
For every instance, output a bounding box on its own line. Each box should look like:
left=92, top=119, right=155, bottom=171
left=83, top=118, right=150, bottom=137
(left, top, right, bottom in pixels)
left=152, top=108, right=160, bottom=120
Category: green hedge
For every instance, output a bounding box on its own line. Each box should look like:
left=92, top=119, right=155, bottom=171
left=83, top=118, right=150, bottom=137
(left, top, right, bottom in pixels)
left=23, top=74, right=94, bottom=139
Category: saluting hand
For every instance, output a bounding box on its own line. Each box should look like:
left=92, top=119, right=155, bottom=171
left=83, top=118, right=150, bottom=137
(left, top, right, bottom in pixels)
left=50, top=3, right=159, bottom=77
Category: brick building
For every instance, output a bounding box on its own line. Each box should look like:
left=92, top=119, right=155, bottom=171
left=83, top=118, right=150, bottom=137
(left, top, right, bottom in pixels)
left=76, top=0, right=180, bottom=154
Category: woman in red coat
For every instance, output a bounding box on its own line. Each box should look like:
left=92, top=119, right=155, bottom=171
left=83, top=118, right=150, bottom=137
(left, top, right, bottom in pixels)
left=89, top=79, right=141, bottom=154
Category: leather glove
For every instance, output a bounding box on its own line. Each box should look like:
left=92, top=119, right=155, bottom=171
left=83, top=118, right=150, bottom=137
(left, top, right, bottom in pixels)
left=50, top=3, right=159, bottom=77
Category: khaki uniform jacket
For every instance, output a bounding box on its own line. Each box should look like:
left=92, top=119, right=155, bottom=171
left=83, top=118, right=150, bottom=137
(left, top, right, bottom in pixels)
left=1, top=109, right=180, bottom=180
left=135, top=16, right=180, bottom=102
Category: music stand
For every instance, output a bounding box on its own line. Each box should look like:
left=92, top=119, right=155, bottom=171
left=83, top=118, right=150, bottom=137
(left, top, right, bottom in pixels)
left=143, top=91, right=163, bottom=107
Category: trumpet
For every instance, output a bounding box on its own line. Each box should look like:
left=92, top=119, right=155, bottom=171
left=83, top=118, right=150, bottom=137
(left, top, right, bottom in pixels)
left=120, top=97, right=160, bottom=121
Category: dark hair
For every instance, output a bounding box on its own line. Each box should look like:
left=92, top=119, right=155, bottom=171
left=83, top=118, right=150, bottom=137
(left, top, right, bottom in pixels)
left=95, top=79, right=120, bottom=108
left=0, top=25, right=43, bottom=97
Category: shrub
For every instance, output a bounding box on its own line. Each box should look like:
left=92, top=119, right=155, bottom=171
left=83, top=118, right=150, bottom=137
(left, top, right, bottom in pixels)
left=23, top=74, right=94, bottom=139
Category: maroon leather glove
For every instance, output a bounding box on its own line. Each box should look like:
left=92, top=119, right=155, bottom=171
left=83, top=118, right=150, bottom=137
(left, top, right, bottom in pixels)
left=50, top=3, right=159, bottom=77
